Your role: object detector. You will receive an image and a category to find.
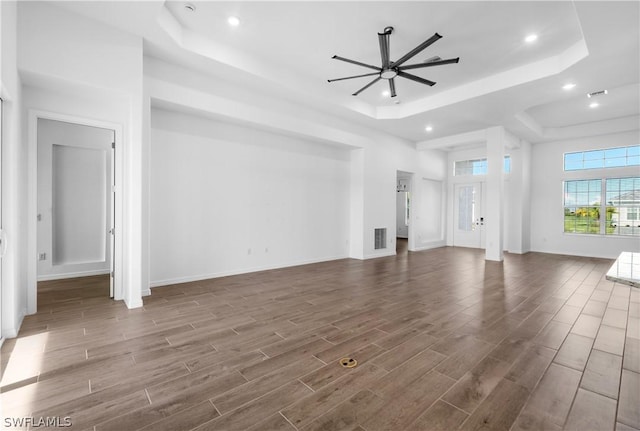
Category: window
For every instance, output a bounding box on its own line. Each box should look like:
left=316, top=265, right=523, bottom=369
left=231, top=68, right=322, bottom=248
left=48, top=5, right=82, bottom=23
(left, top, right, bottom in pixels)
left=564, top=179, right=602, bottom=234
left=564, top=145, right=640, bottom=171
left=606, top=177, right=640, bottom=235
left=454, top=156, right=511, bottom=176
left=504, top=156, right=511, bottom=174
left=564, top=177, right=640, bottom=236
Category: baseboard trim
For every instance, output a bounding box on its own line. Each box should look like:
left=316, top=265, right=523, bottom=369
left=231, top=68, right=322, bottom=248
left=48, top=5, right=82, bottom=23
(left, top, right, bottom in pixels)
left=2, top=309, right=26, bottom=339
left=412, top=241, right=446, bottom=251
left=37, top=269, right=110, bottom=282
left=363, top=251, right=396, bottom=259
left=149, top=254, right=349, bottom=288
left=124, top=297, right=144, bottom=309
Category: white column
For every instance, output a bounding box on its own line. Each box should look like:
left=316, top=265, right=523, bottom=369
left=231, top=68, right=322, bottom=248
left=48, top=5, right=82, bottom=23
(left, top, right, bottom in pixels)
left=349, top=148, right=365, bottom=259
left=485, top=127, right=505, bottom=261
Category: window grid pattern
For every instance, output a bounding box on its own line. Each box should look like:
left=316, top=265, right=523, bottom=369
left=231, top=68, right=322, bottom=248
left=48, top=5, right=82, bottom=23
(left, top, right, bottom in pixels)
left=564, top=145, right=640, bottom=171
left=606, top=177, right=640, bottom=236
left=564, top=179, right=602, bottom=234
left=454, top=156, right=511, bottom=176
left=563, top=177, right=640, bottom=236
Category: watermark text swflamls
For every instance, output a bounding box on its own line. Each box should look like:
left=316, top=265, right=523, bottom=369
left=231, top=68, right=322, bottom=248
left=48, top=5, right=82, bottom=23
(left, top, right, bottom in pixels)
left=3, top=416, right=72, bottom=428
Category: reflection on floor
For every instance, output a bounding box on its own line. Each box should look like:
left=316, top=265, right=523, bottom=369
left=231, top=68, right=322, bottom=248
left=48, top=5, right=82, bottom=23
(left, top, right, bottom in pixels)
left=1, top=248, right=638, bottom=431
left=396, top=237, right=408, bottom=254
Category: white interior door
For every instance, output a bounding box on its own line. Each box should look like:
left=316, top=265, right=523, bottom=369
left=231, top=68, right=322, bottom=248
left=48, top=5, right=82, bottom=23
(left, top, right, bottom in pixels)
left=454, top=182, right=485, bottom=248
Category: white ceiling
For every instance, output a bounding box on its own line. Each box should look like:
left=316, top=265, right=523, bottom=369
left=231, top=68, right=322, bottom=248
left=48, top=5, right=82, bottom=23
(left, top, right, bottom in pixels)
left=50, top=1, right=640, bottom=146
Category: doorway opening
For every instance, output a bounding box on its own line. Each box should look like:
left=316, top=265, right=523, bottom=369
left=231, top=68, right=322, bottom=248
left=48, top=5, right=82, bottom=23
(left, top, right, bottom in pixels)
left=34, top=117, right=117, bottom=307
left=396, top=171, right=412, bottom=254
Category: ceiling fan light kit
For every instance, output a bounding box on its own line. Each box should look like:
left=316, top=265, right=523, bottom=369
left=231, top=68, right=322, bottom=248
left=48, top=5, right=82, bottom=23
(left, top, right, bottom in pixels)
left=328, top=26, right=460, bottom=97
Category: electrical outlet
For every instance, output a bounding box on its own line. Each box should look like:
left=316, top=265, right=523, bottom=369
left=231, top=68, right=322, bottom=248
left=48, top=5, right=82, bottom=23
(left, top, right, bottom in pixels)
left=247, top=248, right=252, bottom=255
left=39, top=253, right=46, bottom=261
left=265, top=247, right=269, bottom=253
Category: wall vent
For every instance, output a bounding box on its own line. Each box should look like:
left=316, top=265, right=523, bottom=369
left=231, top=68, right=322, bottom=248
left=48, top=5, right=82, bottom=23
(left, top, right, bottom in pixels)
left=374, top=228, right=387, bottom=250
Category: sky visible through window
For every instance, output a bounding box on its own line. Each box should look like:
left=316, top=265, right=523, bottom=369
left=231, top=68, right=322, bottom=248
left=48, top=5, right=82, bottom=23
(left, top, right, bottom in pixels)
left=564, top=145, right=640, bottom=171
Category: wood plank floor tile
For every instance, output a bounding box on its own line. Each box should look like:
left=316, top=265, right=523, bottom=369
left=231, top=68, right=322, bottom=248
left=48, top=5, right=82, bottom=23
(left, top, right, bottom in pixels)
left=564, top=388, right=617, bottom=431
left=581, top=349, right=623, bottom=399
left=504, top=344, right=555, bottom=391
left=372, top=349, right=447, bottom=399
left=239, top=338, right=332, bottom=381
left=552, top=304, right=583, bottom=325
left=281, top=363, right=387, bottom=429
left=441, top=355, right=511, bottom=413
left=594, top=324, right=626, bottom=356
left=405, top=400, right=468, bottom=431
left=458, top=378, right=529, bottom=431
left=246, top=413, right=297, bottom=431
left=582, top=299, right=607, bottom=318
left=624, top=337, right=640, bottom=373
left=373, top=323, right=432, bottom=350
left=136, top=400, right=220, bottom=431
left=195, top=380, right=313, bottom=431
left=533, top=320, right=572, bottom=350
left=362, top=370, right=455, bottom=431
left=299, top=390, right=383, bottom=431
left=314, top=329, right=387, bottom=363
left=517, top=363, right=581, bottom=427
left=212, top=356, right=324, bottom=414
left=602, top=308, right=629, bottom=329
left=570, top=314, right=602, bottom=339
left=435, top=338, right=495, bottom=380
left=554, top=333, right=594, bottom=371
left=372, top=333, right=438, bottom=371
left=2, top=251, right=629, bottom=431
left=488, top=337, right=531, bottom=365
left=300, top=343, right=384, bottom=391
left=618, top=369, right=640, bottom=429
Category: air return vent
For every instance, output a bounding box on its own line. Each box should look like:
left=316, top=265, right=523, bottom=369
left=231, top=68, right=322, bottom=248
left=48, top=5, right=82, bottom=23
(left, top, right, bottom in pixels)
left=587, top=90, right=608, bottom=98
left=374, top=228, right=387, bottom=250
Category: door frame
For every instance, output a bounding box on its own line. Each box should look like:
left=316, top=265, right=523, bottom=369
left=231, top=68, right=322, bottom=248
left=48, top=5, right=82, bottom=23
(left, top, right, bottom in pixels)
left=27, top=110, right=123, bottom=314
left=396, top=171, right=416, bottom=252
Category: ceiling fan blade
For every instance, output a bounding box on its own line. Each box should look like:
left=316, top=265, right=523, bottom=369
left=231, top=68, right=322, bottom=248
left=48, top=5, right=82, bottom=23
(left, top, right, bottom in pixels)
left=352, top=76, right=382, bottom=96
left=332, top=55, right=382, bottom=72
left=391, top=33, right=442, bottom=68
left=327, top=71, right=382, bottom=83
left=398, top=57, right=460, bottom=71
left=389, top=78, right=397, bottom=97
left=397, top=71, right=436, bottom=86
left=378, top=29, right=392, bottom=69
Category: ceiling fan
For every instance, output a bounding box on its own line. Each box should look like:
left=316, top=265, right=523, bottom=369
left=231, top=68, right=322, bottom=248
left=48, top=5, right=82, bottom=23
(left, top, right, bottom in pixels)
left=328, top=26, right=459, bottom=97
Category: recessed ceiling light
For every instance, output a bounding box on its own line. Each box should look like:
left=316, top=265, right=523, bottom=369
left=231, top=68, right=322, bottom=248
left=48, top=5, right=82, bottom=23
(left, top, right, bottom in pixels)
left=589, top=102, right=599, bottom=108
left=382, top=90, right=390, bottom=97
left=425, top=126, right=433, bottom=132
left=562, top=83, right=576, bottom=90
left=184, top=3, right=196, bottom=12
left=525, top=34, right=538, bottom=43
left=228, top=16, right=240, bottom=27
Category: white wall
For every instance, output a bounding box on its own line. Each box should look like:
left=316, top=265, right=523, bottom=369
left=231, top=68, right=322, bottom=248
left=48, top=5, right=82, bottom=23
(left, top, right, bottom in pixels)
left=1, top=0, right=27, bottom=339
left=149, top=109, right=351, bottom=286
left=18, top=1, right=144, bottom=309
left=530, top=130, right=640, bottom=258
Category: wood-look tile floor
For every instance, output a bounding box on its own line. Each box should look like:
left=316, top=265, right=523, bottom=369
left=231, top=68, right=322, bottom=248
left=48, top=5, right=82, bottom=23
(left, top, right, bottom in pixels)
left=2, top=247, right=639, bottom=431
